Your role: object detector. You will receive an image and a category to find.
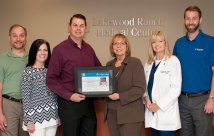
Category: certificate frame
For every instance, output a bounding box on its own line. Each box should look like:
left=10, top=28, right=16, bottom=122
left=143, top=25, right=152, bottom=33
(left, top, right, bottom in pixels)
left=74, top=66, right=115, bottom=97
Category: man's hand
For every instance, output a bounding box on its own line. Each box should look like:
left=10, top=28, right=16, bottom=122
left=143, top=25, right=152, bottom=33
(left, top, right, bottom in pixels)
left=0, top=113, right=7, bottom=131
left=204, top=99, right=214, bottom=114
left=27, top=123, right=35, bottom=133
left=108, top=93, right=120, bottom=100
left=70, top=93, right=86, bottom=102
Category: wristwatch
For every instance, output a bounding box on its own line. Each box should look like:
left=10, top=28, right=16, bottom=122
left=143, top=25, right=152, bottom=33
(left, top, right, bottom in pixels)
left=208, top=96, right=214, bottom=100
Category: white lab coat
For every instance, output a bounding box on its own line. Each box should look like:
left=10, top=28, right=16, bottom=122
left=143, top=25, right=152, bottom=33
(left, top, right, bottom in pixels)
left=144, top=55, right=182, bottom=130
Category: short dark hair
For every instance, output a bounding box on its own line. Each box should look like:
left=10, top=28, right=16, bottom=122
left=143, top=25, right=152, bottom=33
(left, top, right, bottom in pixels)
left=184, top=6, right=202, bottom=19
left=69, top=14, right=87, bottom=26
left=26, top=39, right=51, bottom=68
left=9, top=24, right=27, bottom=36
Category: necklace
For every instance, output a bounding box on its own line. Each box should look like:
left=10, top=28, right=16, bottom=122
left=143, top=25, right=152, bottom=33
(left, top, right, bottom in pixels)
left=32, top=65, right=45, bottom=69
left=115, top=61, right=122, bottom=67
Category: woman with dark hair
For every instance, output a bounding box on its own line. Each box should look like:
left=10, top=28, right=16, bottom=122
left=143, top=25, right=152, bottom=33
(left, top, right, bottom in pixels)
left=21, top=39, right=58, bottom=136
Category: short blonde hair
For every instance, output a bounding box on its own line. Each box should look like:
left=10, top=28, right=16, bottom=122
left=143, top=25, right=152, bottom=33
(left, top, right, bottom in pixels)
left=147, top=31, right=171, bottom=64
left=109, top=33, right=131, bottom=57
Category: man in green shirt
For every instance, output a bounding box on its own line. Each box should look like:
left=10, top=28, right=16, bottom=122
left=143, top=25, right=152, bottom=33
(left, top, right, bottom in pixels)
left=0, top=24, right=29, bottom=136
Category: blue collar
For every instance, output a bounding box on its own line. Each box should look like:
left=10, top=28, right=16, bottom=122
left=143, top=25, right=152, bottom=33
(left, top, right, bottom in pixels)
left=185, top=30, right=203, bottom=42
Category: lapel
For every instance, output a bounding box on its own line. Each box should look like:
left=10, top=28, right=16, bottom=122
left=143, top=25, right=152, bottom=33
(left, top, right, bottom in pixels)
left=107, top=57, right=128, bottom=80
left=115, top=57, right=128, bottom=80
left=155, top=56, right=167, bottom=75
left=146, top=56, right=167, bottom=80
left=154, top=57, right=167, bottom=76
left=145, top=62, right=153, bottom=84
left=106, top=57, right=129, bottom=92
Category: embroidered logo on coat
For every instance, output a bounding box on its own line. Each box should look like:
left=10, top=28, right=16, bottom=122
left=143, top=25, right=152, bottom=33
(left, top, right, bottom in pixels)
left=160, top=70, right=170, bottom=74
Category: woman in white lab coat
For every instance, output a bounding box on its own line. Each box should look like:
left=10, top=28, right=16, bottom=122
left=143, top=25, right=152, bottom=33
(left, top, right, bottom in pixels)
left=144, top=31, right=182, bottom=136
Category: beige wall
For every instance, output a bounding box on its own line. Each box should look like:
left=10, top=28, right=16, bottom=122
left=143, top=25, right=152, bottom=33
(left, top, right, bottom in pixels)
left=1, top=0, right=214, bottom=65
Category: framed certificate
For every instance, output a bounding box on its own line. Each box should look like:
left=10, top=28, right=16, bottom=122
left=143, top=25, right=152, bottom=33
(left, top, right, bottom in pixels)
left=74, top=66, right=115, bottom=97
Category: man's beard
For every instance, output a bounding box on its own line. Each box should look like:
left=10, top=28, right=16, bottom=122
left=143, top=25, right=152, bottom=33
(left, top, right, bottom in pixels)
left=185, top=23, right=200, bottom=33
left=12, top=42, right=26, bottom=50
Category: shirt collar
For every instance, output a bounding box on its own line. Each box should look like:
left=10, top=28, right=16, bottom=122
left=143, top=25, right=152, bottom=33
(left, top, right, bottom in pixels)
left=114, top=56, right=129, bottom=65
left=185, top=30, right=203, bottom=42
left=7, top=49, right=28, bottom=58
left=108, top=56, right=129, bottom=66
left=68, top=36, right=86, bottom=49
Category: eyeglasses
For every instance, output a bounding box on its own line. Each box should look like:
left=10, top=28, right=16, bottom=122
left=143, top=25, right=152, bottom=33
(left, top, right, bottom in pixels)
left=112, top=42, right=127, bottom=46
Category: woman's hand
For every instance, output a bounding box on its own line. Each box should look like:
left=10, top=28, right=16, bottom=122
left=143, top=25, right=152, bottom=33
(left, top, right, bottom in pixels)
left=148, top=103, right=160, bottom=112
left=27, top=123, right=35, bottom=133
left=144, top=96, right=152, bottom=109
left=108, top=93, right=120, bottom=100
left=144, top=96, right=160, bottom=112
